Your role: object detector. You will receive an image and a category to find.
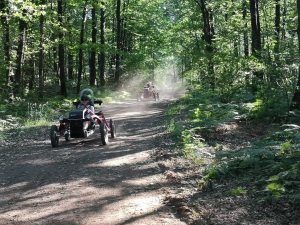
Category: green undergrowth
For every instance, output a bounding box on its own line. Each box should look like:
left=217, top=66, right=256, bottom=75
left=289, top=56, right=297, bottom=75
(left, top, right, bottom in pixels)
left=166, top=86, right=250, bottom=160
left=166, top=86, right=300, bottom=204
left=206, top=129, right=300, bottom=203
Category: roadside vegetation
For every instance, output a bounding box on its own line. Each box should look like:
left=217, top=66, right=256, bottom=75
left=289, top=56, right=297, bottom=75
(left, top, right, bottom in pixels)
left=166, top=85, right=300, bottom=222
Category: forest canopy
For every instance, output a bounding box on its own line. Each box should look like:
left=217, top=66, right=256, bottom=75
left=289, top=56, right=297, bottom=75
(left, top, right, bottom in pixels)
left=0, top=0, right=299, bottom=111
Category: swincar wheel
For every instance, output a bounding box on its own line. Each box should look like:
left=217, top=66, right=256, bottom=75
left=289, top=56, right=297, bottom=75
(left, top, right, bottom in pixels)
left=64, top=131, right=70, bottom=141
left=109, top=119, right=116, bottom=138
left=50, top=125, right=59, bottom=147
left=99, top=123, right=108, bottom=145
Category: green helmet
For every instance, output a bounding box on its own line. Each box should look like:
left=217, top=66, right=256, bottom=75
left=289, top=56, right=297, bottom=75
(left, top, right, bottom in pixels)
left=80, top=88, right=94, bottom=101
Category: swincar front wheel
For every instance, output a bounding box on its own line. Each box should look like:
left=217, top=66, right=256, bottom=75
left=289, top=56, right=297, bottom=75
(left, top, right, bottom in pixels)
left=99, top=123, right=108, bottom=145
left=110, top=119, right=116, bottom=138
left=50, top=125, right=59, bottom=147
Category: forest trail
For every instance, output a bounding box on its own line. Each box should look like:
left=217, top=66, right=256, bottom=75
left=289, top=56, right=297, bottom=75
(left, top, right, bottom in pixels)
left=0, top=93, right=187, bottom=225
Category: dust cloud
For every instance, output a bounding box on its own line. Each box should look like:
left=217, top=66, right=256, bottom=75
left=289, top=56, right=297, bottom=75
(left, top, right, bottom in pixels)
left=119, top=64, right=186, bottom=101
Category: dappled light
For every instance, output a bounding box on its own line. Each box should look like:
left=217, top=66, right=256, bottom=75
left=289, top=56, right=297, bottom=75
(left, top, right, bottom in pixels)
left=88, top=151, right=150, bottom=167
left=0, top=0, right=299, bottom=224
left=0, top=99, right=186, bottom=225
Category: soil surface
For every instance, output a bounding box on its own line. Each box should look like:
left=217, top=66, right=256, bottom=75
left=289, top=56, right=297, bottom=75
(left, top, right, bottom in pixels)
left=0, top=95, right=187, bottom=225
left=2, top=94, right=299, bottom=225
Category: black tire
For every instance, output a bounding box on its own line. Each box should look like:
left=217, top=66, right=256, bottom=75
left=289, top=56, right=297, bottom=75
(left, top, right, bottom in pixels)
left=110, top=119, right=116, bottom=138
left=99, top=123, right=108, bottom=145
left=64, top=131, right=70, bottom=141
left=50, top=125, right=59, bottom=147
left=84, top=130, right=88, bottom=138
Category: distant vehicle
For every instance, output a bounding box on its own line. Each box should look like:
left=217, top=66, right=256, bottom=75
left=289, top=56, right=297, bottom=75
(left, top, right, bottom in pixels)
left=137, top=83, right=159, bottom=101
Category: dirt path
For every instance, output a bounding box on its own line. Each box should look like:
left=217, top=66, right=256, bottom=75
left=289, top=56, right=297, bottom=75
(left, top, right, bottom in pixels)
left=0, top=97, right=186, bottom=225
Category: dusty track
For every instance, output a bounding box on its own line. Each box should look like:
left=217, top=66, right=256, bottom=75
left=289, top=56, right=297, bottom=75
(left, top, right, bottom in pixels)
left=0, top=97, right=186, bottom=225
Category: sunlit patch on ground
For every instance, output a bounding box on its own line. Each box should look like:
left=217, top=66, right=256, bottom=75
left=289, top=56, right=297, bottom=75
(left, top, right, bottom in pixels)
left=82, top=191, right=164, bottom=225
left=0, top=179, right=123, bottom=223
left=20, top=158, right=58, bottom=166
left=124, top=174, right=165, bottom=186
left=91, top=151, right=151, bottom=167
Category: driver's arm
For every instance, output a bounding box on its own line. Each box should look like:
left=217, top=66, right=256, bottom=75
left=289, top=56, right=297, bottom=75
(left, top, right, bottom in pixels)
left=87, top=105, right=95, bottom=114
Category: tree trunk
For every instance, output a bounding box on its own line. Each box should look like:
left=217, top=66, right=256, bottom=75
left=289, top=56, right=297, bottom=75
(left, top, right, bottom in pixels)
left=249, top=0, right=261, bottom=55
left=249, top=0, right=263, bottom=85
left=67, top=53, right=73, bottom=80
left=243, top=0, right=249, bottom=57
left=109, top=16, right=116, bottom=81
left=292, top=0, right=300, bottom=106
left=77, top=2, right=88, bottom=94
left=89, top=1, right=97, bottom=86
left=99, top=5, right=106, bottom=87
left=298, top=0, right=300, bottom=53
left=38, top=0, right=46, bottom=98
left=53, top=47, right=59, bottom=81
left=28, top=56, right=35, bottom=91
left=0, top=0, right=11, bottom=92
left=274, top=0, right=281, bottom=60
left=57, top=0, right=67, bottom=96
left=15, top=13, right=27, bottom=96
left=115, top=0, right=122, bottom=85
left=196, top=0, right=215, bottom=88
left=281, top=0, right=287, bottom=40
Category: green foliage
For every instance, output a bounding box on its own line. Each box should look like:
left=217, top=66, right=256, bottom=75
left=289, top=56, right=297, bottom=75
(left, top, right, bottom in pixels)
left=203, top=166, right=222, bottom=181
left=266, top=181, right=285, bottom=198
left=278, top=140, right=293, bottom=157
left=167, top=86, right=300, bottom=204
left=227, top=187, right=247, bottom=196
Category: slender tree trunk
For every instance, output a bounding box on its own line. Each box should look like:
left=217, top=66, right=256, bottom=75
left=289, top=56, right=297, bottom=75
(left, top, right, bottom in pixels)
left=109, top=16, right=116, bottom=81
left=39, top=0, right=46, bottom=98
left=53, top=47, right=59, bottom=81
left=274, top=0, right=281, bottom=60
left=196, top=0, right=215, bottom=88
left=281, top=0, right=287, bottom=40
left=15, top=14, right=27, bottom=96
left=249, top=0, right=261, bottom=55
left=292, top=0, right=300, bottom=106
left=243, top=0, right=249, bottom=56
left=121, top=0, right=128, bottom=52
left=90, top=1, right=97, bottom=86
left=77, top=2, right=88, bottom=93
left=28, top=56, right=35, bottom=91
left=57, top=0, right=66, bottom=96
left=298, top=0, right=300, bottom=53
left=0, top=0, right=11, bottom=91
left=67, top=53, right=73, bottom=80
left=249, top=0, right=263, bottom=85
left=99, top=5, right=106, bottom=87
left=243, top=0, right=251, bottom=86
left=115, top=0, right=122, bottom=85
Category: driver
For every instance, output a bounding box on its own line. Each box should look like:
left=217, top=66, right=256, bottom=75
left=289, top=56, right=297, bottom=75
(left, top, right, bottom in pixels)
left=77, top=89, right=109, bottom=128
left=77, top=94, right=95, bottom=114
